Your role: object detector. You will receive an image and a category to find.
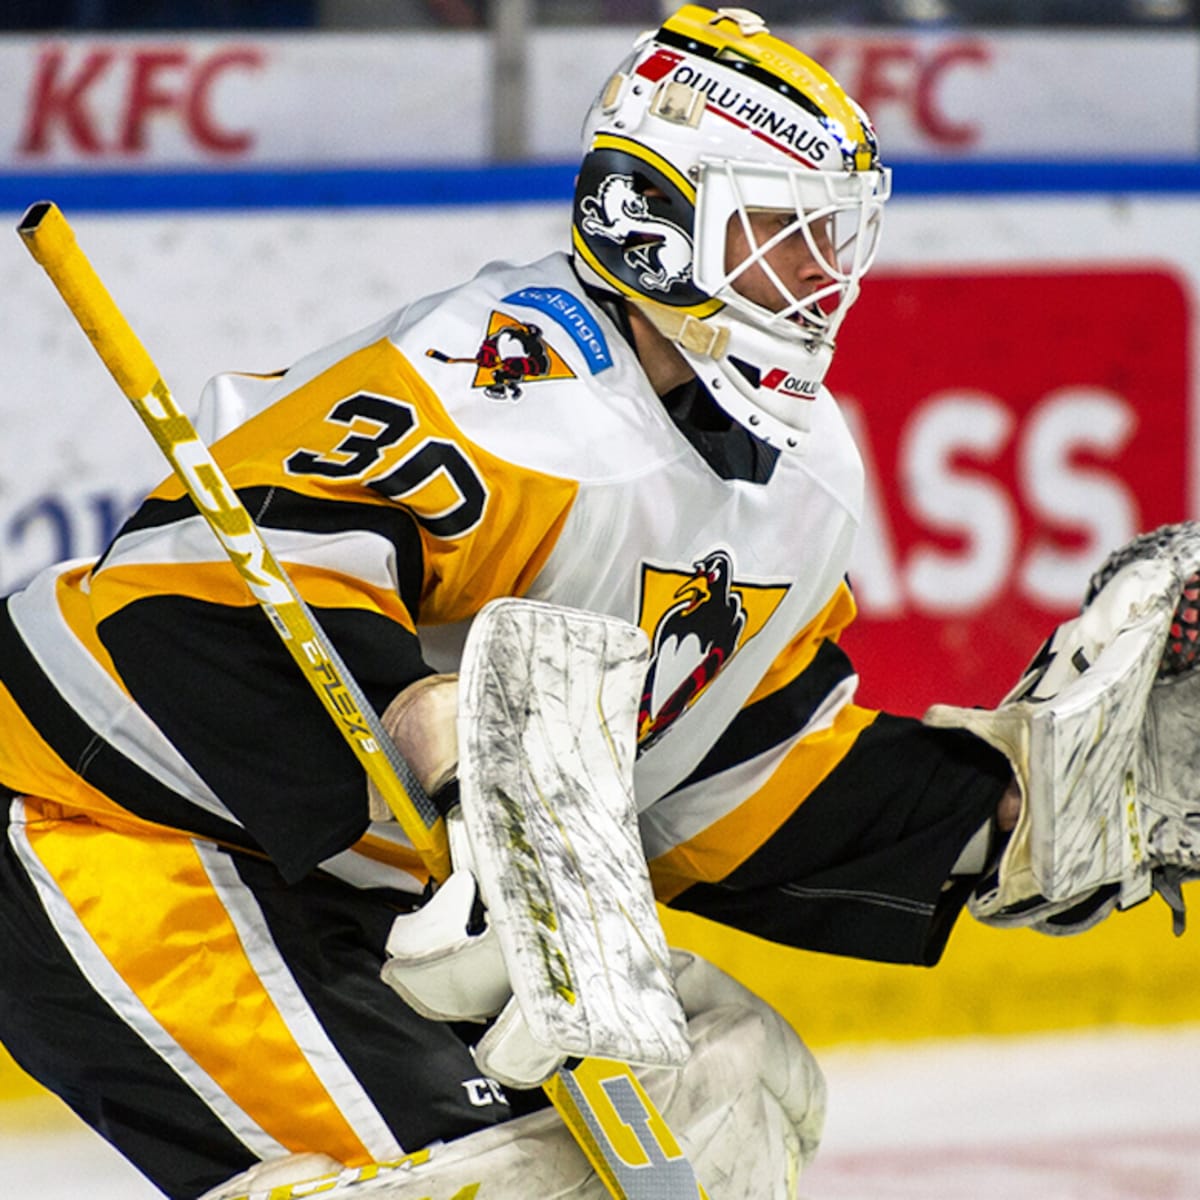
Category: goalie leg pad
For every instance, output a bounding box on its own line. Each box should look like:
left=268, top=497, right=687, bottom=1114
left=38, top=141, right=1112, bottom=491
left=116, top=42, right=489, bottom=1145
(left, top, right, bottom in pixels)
left=205, top=951, right=826, bottom=1200
left=198, top=1152, right=345, bottom=1200
left=645, top=949, right=827, bottom=1186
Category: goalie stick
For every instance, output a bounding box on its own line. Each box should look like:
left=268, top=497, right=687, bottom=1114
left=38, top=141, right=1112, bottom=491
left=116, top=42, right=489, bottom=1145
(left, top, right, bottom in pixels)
left=17, top=200, right=450, bottom=884
left=18, top=201, right=710, bottom=1200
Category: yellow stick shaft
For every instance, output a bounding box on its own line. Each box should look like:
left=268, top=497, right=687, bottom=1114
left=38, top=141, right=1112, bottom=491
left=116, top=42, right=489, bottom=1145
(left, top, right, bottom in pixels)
left=18, top=200, right=451, bottom=883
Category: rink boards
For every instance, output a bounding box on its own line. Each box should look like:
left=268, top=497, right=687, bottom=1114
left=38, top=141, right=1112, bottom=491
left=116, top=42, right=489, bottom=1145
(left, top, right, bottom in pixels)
left=0, top=180, right=1199, bottom=1108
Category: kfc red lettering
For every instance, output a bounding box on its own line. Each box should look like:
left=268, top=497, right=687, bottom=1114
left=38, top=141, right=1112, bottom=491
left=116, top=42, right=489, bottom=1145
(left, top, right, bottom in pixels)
left=119, top=48, right=188, bottom=152
left=914, top=42, right=987, bottom=147
left=186, top=48, right=262, bottom=153
left=807, top=36, right=989, bottom=150
left=853, top=42, right=916, bottom=127
left=18, top=46, right=113, bottom=155
left=17, top=42, right=262, bottom=159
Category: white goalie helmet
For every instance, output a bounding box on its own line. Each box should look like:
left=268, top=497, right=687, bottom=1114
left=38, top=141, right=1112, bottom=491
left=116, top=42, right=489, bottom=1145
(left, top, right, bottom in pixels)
left=572, top=5, right=891, bottom=453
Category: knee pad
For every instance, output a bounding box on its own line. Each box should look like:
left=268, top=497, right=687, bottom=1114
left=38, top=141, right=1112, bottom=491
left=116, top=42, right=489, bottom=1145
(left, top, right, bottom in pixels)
left=201, top=950, right=825, bottom=1200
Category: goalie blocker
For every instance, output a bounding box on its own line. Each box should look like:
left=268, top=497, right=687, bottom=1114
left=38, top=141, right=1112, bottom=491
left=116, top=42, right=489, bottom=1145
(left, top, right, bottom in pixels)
left=926, top=522, right=1200, bottom=935
left=378, top=599, right=689, bottom=1084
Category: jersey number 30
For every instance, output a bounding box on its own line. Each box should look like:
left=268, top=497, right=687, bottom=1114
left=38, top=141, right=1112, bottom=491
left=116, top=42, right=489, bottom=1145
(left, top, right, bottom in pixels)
left=284, top=391, right=487, bottom=538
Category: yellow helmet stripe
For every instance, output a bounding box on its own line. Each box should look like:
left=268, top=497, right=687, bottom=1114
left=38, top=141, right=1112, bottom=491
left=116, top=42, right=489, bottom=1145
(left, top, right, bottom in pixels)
left=659, top=5, right=875, bottom=169
left=591, top=132, right=697, bottom=201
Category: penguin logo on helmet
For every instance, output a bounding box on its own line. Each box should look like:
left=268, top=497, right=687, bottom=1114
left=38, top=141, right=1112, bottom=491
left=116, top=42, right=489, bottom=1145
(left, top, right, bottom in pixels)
left=572, top=137, right=715, bottom=313
left=579, top=171, right=693, bottom=294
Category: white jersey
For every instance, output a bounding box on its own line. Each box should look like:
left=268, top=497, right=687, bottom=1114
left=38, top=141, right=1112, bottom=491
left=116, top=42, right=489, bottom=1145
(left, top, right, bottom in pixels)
left=1, top=252, right=873, bottom=901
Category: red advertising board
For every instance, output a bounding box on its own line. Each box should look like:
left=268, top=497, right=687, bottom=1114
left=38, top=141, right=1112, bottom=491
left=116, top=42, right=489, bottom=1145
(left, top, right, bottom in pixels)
left=827, top=268, right=1192, bottom=716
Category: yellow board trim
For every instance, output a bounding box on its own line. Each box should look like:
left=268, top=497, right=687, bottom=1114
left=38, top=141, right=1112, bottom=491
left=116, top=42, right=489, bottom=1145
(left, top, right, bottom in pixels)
left=661, top=883, right=1200, bottom=1047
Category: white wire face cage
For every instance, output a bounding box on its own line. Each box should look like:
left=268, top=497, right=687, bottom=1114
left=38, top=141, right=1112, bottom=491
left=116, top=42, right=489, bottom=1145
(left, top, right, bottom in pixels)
left=692, top=158, right=892, bottom=352
left=572, top=6, right=893, bottom=455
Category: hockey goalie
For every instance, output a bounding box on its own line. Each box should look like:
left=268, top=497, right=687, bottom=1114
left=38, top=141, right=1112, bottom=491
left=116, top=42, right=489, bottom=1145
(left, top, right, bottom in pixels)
left=2, top=7, right=1198, bottom=1200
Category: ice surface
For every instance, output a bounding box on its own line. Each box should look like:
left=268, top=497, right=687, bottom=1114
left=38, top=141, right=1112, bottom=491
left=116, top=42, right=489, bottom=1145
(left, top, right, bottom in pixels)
left=2, top=1026, right=1198, bottom=1199
left=802, top=1025, right=1200, bottom=1200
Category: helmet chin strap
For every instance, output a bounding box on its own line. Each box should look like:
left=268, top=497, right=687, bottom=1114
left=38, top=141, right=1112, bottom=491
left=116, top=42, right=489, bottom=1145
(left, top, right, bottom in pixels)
left=628, top=297, right=829, bottom=455
left=627, top=296, right=730, bottom=358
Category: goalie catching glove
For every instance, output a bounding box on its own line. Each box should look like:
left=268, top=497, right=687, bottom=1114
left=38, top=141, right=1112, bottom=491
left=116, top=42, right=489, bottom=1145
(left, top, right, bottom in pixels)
left=926, top=522, right=1200, bottom=935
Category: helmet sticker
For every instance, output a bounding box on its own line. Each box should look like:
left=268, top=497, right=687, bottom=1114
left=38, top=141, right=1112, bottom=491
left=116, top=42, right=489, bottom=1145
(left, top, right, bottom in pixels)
left=634, top=47, right=685, bottom=82
left=760, top=365, right=820, bottom=400
left=579, top=173, right=693, bottom=295
left=668, top=63, right=833, bottom=165
left=425, top=312, right=574, bottom=402
left=573, top=140, right=711, bottom=309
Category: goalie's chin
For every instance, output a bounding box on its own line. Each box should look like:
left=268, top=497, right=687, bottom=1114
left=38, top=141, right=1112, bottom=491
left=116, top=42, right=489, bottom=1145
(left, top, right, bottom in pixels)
left=678, top=331, right=835, bottom=456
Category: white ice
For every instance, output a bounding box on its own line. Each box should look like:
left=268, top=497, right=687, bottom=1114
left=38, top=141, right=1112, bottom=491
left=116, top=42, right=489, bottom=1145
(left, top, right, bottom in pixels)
left=2, top=1025, right=1198, bottom=1199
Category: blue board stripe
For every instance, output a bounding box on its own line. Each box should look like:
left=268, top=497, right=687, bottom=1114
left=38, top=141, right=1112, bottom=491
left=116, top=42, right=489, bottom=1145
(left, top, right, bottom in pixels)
left=1, top=159, right=1199, bottom=214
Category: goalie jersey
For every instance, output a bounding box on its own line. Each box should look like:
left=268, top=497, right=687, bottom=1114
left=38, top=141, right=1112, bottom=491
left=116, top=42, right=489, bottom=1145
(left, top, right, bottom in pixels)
left=0, top=253, right=1006, bottom=965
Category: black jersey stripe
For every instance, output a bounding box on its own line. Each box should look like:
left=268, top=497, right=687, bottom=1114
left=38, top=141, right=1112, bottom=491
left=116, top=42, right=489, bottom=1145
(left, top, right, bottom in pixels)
left=104, top=486, right=426, bottom=619
left=0, top=600, right=254, bottom=849
left=97, top=594, right=430, bottom=883
left=664, top=638, right=855, bottom=795
left=229, top=851, right=516, bottom=1150
left=669, top=716, right=1012, bottom=964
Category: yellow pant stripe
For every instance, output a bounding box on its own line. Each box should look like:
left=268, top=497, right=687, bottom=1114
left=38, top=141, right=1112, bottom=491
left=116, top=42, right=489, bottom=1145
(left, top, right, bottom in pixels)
left=23, top=813, right=379, bottom=1163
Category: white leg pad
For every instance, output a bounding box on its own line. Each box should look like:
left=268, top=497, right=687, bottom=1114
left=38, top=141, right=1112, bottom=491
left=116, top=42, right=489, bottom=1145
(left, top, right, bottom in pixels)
left=641, top=949, right=827, bottom=1196
left=204, top=952, right=826, bottom=1200
left=198, top=1152, right=344, bottom=1200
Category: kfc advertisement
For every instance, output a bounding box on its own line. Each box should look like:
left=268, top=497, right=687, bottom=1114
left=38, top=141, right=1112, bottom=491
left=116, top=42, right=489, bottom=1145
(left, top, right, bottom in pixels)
left=1, top=29, right=1196, bottom=167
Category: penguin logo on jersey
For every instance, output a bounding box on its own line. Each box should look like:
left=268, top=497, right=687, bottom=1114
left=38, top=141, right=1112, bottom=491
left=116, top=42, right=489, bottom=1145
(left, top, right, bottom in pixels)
left=636, top=550, right=789, bottom=747
left=426, top=311, right=575, bottom=401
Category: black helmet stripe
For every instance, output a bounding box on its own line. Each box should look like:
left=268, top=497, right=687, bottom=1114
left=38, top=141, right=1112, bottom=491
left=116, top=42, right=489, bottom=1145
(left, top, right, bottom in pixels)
left=654, top=26, right=832, bottom=126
